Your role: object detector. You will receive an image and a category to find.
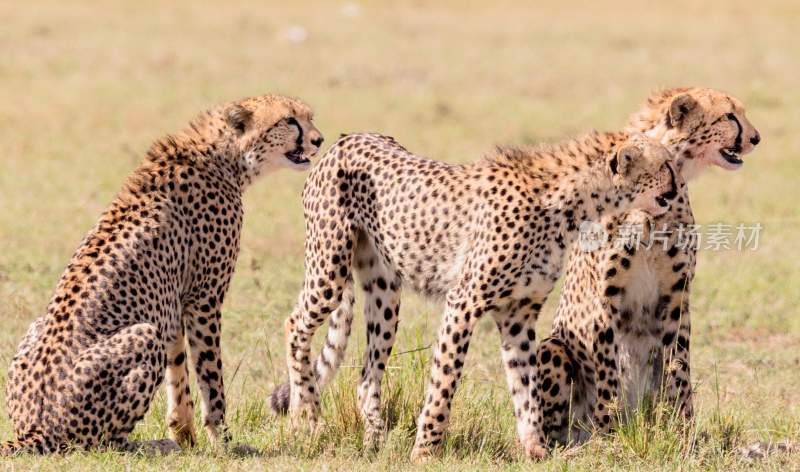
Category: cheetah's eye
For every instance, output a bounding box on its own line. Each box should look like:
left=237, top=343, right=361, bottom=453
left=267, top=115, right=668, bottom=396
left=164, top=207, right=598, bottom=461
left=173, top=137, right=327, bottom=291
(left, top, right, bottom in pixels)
left=726, top=113, right=736, bottom=120
left=287, top=117, right=300, bottom=127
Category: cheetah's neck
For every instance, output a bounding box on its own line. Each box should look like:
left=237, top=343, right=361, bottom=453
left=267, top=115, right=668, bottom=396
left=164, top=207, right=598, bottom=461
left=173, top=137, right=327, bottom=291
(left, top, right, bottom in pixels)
left=138, top=113, right=247, bottom=192
left=511, top=131, right=639, bottom=223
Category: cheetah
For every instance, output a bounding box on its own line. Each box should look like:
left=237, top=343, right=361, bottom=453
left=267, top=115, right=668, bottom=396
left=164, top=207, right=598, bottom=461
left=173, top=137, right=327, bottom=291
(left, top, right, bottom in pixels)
left=277, top=130, right=679, bottom=461
left=534, top=88, right=760, bottom=446
left=2, top=94, right=323, bottom=454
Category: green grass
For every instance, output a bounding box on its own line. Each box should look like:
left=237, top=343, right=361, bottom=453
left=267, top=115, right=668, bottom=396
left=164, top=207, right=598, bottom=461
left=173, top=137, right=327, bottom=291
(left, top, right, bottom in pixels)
left=1, top=0, right=799, bottom=470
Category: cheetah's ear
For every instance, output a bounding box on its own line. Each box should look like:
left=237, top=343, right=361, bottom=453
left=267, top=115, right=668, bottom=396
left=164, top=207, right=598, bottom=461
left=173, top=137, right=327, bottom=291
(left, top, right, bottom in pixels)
left=225, top=104, right=253, bottom=135
left=667, top=94, right=697, bottom=128
left=608, top=144, right=642, bottom=179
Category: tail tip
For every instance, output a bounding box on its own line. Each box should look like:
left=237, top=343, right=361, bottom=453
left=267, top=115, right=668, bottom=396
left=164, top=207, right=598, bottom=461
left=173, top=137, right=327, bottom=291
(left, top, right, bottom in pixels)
left=268, top=383, right=291, bottom=415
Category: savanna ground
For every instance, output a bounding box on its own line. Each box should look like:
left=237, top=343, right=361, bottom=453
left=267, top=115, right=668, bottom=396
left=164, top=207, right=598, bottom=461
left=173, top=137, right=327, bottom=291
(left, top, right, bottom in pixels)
left=1, top=0, right=799, bottom=470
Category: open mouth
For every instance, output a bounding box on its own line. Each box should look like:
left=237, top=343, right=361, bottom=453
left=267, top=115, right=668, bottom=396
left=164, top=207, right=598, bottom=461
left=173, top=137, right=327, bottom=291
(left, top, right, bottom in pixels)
left=719, top=147, right=743, bottom=166
left=285, top=147, right=310, bottom=165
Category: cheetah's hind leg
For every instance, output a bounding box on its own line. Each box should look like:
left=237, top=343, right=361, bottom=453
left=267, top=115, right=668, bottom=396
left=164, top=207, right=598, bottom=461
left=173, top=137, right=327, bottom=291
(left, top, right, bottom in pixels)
left=354, top=246, right=401, bottom=450
left=269, top=279, right=356, bottom=415
left=536, top=336, right=590, bottom=447
left=70, top=323, right=170, bottom=451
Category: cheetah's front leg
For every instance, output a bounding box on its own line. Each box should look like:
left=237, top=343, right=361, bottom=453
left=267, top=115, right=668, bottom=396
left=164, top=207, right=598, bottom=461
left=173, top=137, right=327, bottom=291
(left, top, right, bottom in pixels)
left=657, top=251, right=694, bottom=418
left=493, top=299, right=547, bottom=459
left=411, top=287, right=479, bottom=464
left=590, top=275, right=628, bottom=434
left=185, top=306, right=228, bottom=443
left=165, top=330, right=197, bottom=447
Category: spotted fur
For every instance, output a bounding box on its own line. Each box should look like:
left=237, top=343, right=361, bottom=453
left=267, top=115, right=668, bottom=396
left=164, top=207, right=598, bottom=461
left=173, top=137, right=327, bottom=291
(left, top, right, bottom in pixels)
left=2, top=94, right=322, bottom=455
left=535, top=88, right=760, bottom=446
left=277, top=130, right=678, bottom=461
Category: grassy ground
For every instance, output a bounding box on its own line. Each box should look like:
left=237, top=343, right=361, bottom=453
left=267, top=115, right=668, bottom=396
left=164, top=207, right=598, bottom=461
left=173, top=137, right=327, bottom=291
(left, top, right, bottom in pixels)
left=1, top=0, right=799, bottom=470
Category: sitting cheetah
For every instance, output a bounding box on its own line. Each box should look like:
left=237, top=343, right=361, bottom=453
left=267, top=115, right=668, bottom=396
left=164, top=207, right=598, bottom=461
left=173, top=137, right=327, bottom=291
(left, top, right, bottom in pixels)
left=2, top=94, right=323, bottom=454
left=278, top=130, right=679, bottom=461
left=535, top=88, right=760, bottom=446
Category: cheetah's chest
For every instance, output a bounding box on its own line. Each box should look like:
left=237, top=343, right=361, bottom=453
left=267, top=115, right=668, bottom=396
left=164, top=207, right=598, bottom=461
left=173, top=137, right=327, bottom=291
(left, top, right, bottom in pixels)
left=616, top=255, right=662, bottom=410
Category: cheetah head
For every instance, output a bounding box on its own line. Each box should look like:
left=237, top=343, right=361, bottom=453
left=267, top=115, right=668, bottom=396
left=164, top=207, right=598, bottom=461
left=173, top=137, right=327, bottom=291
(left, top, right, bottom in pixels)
left=627, top=88, right=760, bottom=180
left=224, top=94, right=323, bottom=177
left=608, top=136, right=679, bottom=217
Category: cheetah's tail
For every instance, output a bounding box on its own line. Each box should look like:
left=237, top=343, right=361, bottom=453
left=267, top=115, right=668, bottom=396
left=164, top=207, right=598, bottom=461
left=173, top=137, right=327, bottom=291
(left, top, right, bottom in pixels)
left=269, top=279, right=356, bottom=415
left=0, top=431, right=47, bottom=456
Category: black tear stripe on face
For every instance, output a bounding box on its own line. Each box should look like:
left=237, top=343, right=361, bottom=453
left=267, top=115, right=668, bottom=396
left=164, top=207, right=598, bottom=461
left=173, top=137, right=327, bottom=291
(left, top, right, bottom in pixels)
left=287, top=117, right=303, bottom=150
left=712, top=113, right=744, bottom=152
left=662, top=162, right=678, bottom=200
left=726, top=113, right=743, bottom=152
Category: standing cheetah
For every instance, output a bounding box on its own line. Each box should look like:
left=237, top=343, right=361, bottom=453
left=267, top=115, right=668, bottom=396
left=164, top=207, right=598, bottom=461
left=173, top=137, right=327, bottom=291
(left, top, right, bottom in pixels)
left=278, top=130, right=679, bottom=461
left=2, top=94, right=323, bottom=454
left=535, top=88, right=760, bottom=446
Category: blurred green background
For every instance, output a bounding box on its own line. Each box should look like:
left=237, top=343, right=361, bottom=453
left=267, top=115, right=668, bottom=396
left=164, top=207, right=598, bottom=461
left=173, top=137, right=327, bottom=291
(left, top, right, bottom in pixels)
left=0, top=1, right=798, bottom=470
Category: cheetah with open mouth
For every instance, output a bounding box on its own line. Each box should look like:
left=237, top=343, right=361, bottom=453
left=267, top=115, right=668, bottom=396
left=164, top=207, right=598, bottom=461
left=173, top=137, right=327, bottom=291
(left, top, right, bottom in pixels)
left=2, top=94, right=323, bottom=455
left=535, top=88, right=760, bottom=446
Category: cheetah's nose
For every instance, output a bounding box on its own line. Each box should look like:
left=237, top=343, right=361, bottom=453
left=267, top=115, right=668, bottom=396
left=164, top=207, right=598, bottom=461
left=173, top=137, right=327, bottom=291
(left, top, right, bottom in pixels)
left=750, top=132, right=760, bottom=146
left=311, top=136, right=324, bottom=147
